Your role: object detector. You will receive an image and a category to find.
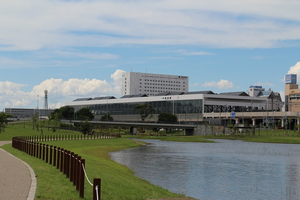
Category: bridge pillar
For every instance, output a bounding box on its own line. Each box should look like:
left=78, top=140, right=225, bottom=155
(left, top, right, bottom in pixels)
left=252, top=118, right=256, bottom=126
left=130, top=127, right=137, bottom=135
left=192, top=125, right=203, bottom=136
left=235, top=118, right=239, bottom=125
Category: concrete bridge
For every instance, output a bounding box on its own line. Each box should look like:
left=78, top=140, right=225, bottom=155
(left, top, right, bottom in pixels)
left=67, top=120, right=200, bottom=135
left=204, top=111, right=300, bottom=127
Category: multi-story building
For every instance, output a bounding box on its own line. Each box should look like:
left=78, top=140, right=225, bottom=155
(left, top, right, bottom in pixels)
left=121, top=72, right=189, bottom=96
left=248, top=86, right=283, bottom=111
left=4, top=108, right=55, bottom=119
left=285, top=74, right=300, bottom=111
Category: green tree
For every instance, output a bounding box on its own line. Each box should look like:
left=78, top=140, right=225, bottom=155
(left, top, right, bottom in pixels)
left=158, top=113, right=178, bottom=123
left=0, top=112, right=12, bottom=132
left=0, top=112, right=12, bottom=125
left=76, top=107, right=94, bottom=120
left=134, top=104, right=154, bottom=122
left=49, top=108, right=63, bottom=120
left=79, top=120, right=92, bottom=135
left=100, top=113, right=114, bottom=121
left=59, top=106, right=74, bottom=119
left=49, top=106, right=74, bottom=120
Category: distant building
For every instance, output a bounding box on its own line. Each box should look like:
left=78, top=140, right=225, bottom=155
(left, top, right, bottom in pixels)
left=285, top=74, right=300, bottom=111
left=248, top=86, right=283, bottom=111
left=121, top=72, right=189, bottom=96
left=4, top=108, right=55, bottom=119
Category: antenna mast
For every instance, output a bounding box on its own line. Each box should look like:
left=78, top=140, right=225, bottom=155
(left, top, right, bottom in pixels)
left=44, top=90, right=48, bottom=110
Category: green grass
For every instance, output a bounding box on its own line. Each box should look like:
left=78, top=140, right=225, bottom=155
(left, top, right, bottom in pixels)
left=2, top=139, right=186, bottom=200
left=122, top=135, right=214, bottom=143
left=3, top=122, right=300, bottom=199
left=123, top=128, right=300, bottom=144
left=0, top=121, right=80, bottom=141
left=0, top=122, right=188, bottom=200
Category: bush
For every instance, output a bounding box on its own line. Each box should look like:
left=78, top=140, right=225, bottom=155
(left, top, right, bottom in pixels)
left=59, top=123, right=73, bottom=128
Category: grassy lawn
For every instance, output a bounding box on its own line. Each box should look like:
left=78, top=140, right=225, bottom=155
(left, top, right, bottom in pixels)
left=0, top=122, right=188, bottom=200
left=123, top=128, right=300, bottom=144
left=2, top=121, right=300, bottom=199
left=0, top=121, right=79, bottom=141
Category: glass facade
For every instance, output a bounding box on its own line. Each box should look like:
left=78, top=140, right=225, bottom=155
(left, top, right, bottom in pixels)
left=73, top=99, right=202, bottom=116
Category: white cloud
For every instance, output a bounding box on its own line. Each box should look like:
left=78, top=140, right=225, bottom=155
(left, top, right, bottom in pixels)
left=202, top=79, right=233, bottom=89
left=288, top=62, right=300, bottom=74
left=287, top=62, right=300, bottom=83
left=0, top=0, right=300, bottom=50
left=0, top=70, right=124, bottom=111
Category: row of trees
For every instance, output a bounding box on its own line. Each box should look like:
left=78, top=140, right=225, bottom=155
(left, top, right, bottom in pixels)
left=49, top=106, right=94, bottom=121
left=133, top=103, right=178, bottom=123
left=48, top=106, right=114, bottom=121
left=46, top=104, right=178, bottom=135
left=49, top=104, right=178, bottom=123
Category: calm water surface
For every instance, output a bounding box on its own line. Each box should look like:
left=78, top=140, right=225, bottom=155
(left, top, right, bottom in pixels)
left=110, top=139, right=300, bottom=200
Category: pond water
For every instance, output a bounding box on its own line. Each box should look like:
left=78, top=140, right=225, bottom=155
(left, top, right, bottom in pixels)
left=110, top=139, right=300, bottom=200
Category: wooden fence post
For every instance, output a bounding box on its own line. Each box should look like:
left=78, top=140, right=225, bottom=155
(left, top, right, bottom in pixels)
left=73, top=154, right=78, bottom=186
left=57, top=147, right=60, bottom=169
left=70, top=152, right=74, bottom=182
left=60, top=148, right=64, bottom=172
left=49, top=145, right=53, bottom=165
left=43, top=144, right=46, bottom=160
left=93, top=178, right=101, bottom=200
left=79, top=159, right=85, bottom=198
left=46, top=145, right=49, bottom=163
left=76, top=156, right=81, bottom=191
left=53, top=146, right=57, bottom=166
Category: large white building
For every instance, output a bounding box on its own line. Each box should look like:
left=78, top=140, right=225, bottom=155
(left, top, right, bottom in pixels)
left=121, top=72, right=189, bottom=96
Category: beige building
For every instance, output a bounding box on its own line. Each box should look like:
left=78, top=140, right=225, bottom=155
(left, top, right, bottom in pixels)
left=285, top=74, right=300, bottom=111
left=121, top=72, right=189, bottom=96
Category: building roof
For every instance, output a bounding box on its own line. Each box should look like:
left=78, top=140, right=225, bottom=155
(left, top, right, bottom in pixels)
left=73, top=98, right=92, bottom=101
left=121, top=94, right=148, bottom=98
left=219, top=92, right=249, bottom=96
left=75, top=96, right=116, bottom=101
left=185, top=91, right=215, bottom=95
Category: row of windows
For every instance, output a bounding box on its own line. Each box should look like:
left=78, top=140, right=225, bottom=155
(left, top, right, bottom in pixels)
left=142, top=82, right=183, bottom=87
left=141, top=88, right=185, bottom=92
left=142, top=86, right=184, bottom=89
left=73, top=100, right=202, bottom=115
left=140, top=79, right=185, bottom=84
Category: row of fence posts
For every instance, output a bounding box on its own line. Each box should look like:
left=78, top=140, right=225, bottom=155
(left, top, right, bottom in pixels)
left=17, top=133, right=121, bottom=143
left=11, top=134, right=121, bottom=199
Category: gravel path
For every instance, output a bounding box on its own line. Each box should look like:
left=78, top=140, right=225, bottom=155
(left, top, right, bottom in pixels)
left=0, top=141, right=36, bottom=200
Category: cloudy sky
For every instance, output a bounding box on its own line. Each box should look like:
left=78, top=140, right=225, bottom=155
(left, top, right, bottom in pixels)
left=1, top=0, right=300, bottom=111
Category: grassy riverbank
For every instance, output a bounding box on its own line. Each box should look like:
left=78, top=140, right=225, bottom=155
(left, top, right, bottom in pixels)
left=2, top=139, right=187, bottom=200
left=2, top=121, right=300, bottom=199
left=124, top=128, right=300, bottom=144
left=0, top=122, right=189, bottom=200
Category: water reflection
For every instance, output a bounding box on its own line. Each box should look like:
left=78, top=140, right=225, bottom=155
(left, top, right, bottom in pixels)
left=110, top=139, right=300, bottom=200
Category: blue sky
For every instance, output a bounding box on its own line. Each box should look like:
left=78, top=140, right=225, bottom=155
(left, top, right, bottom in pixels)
left=1, top=0, right=300, bottom=111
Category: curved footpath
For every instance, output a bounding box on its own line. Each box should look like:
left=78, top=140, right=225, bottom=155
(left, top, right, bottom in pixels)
left=0, top=141, right=36, bottom=200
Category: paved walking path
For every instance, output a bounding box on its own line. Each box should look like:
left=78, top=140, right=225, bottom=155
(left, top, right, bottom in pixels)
left=0, top=141, right=36, bottom=200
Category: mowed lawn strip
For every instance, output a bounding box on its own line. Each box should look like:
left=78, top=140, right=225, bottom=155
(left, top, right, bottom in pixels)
left=1, top=138, right=187, bottom=200
left=0, top=121, right=80, bottom=141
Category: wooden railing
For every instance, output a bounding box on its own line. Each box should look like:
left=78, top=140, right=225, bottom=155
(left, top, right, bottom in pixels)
left=12, top=133, right=121, bottom=199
